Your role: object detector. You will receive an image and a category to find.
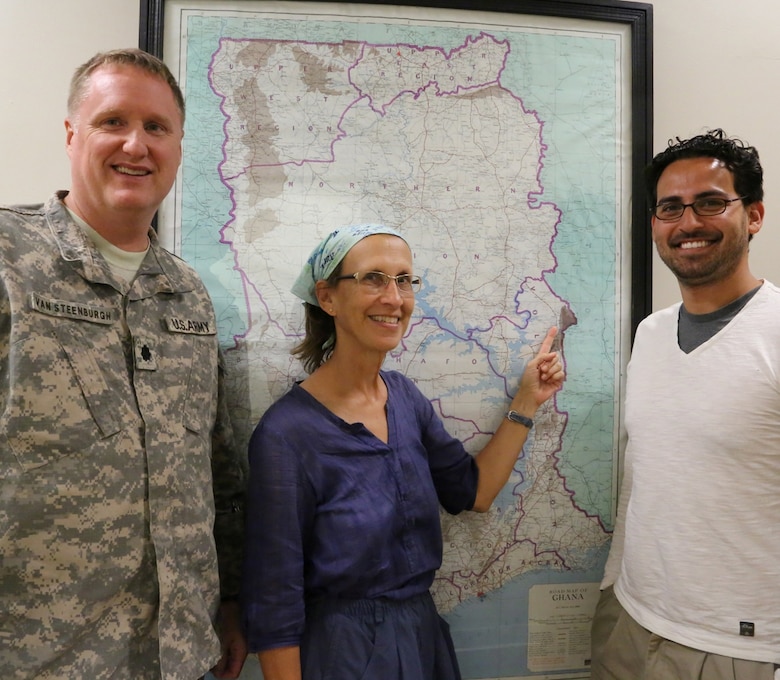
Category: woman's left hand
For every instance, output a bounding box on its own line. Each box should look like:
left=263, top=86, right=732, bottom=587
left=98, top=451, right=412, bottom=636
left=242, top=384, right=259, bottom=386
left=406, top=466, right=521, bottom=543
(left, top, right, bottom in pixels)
left=516, top=326, right=565, bottom=408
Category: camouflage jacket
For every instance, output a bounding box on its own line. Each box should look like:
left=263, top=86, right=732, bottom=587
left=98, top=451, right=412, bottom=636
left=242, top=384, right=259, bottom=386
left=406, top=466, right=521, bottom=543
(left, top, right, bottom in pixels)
left=0, top=193, right=245, bottom=679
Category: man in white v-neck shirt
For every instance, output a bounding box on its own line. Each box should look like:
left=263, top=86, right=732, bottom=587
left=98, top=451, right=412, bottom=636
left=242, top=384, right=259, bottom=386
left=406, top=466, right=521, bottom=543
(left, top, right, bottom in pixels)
left=591, top=129, right=780, bottom=680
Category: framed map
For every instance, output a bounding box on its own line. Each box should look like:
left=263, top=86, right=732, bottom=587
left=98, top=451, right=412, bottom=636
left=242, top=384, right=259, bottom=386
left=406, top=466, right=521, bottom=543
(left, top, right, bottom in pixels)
left=140, top=1, right=652, bottom=678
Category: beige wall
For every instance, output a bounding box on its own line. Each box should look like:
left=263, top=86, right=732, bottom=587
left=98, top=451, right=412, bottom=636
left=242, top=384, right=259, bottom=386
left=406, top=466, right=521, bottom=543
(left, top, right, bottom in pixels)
left=1, top=0, right=777, bottom=312
left=649, top=0, right=780, bottom=309
left=0, top=0, right=138, bottom=204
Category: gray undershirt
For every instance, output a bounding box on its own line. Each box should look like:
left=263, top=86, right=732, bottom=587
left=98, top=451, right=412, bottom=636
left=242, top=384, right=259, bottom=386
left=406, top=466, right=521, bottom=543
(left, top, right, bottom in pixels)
left=677, top=284, right=761, bottom=353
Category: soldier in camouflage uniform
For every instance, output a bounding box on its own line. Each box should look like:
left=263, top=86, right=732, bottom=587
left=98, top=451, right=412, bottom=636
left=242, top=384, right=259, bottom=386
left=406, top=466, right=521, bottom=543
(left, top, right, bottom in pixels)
left=0, top=49, right=247, bottom=679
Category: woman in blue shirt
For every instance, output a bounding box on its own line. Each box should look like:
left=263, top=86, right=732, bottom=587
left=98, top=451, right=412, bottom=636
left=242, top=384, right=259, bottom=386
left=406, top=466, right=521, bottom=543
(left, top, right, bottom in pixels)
left=242, top=224, right=564, bottom=680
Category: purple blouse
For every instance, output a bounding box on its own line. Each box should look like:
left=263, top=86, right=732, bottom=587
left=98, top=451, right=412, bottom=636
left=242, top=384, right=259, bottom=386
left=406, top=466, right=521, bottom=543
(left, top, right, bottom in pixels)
left=241, top=370, right=479, bottom=652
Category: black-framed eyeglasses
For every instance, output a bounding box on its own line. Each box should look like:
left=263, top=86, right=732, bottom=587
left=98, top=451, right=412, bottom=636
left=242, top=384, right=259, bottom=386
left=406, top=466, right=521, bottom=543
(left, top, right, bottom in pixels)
left=651, top=196, right=746, bottom=221
left=334, top=270, right=422, bottom=295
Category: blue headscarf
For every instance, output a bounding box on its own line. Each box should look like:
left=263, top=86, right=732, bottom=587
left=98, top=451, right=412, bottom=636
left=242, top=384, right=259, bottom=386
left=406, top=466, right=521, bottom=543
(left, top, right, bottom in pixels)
left=291, top=224, right=406, bottom=307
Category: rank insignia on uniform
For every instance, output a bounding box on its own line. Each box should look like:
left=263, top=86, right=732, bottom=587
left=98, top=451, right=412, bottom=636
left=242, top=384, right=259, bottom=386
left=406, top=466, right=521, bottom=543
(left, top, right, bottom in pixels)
left=134, top=338, right=157, bottom=370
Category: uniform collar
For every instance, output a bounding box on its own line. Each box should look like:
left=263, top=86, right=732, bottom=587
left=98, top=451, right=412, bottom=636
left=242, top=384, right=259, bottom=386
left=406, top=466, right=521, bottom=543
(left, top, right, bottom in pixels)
left=45, top=191, right=196, bottom=295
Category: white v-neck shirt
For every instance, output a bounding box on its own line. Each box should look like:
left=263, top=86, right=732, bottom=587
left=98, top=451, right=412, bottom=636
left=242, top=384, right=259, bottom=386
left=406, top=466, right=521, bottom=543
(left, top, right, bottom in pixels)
left=606, top=281, right=780, bottom=663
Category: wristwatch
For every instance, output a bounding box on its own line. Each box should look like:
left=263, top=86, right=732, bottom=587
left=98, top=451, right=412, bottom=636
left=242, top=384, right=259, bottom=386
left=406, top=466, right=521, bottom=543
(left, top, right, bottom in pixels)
left=506, top=410, right=533, bottom=429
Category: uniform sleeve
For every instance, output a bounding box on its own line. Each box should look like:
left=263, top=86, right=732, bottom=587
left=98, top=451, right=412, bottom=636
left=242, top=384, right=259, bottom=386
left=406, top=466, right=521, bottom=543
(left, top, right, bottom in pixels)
left=211, top=349, right=247, bottom=600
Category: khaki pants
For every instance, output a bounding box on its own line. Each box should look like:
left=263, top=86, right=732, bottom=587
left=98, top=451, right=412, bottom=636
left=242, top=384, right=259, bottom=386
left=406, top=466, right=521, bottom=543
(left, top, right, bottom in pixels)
left=590, top=586, right=778, bottom=680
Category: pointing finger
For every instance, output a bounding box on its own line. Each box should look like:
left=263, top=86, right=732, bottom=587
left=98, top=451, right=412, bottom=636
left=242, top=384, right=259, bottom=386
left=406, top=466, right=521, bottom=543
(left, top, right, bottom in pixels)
left=538, top=326, right=558, bottom=355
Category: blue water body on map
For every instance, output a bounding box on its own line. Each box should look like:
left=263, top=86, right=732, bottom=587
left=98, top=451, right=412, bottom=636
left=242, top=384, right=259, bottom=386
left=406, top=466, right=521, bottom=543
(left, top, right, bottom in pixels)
left=448, top=542, right=609, bottom=678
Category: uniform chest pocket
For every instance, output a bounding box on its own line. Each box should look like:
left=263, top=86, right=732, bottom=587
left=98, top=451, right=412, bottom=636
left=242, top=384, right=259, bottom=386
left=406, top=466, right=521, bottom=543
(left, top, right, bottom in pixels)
left=0, top=323, right=124, bottom=474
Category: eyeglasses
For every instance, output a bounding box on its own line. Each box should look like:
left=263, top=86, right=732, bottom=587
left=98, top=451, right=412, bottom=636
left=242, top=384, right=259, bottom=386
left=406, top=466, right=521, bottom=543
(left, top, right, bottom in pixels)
left=651, top=196, right=746, bottom=221
left=334, top=270, right=422, bottom=295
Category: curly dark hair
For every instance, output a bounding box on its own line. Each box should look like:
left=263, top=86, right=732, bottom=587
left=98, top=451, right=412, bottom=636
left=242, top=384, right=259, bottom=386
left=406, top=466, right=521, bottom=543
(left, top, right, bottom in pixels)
left=646, top=128, right=763, bottom=208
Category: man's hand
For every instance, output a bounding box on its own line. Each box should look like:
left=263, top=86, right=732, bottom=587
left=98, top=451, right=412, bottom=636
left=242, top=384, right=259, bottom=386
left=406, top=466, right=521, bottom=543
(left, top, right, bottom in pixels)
left=211, top=601, right=247, bottom=679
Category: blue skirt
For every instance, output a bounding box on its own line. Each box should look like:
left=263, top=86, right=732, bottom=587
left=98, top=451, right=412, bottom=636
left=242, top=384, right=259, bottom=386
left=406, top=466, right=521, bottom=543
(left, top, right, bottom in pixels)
left=301, top=591, right=462, bottom=680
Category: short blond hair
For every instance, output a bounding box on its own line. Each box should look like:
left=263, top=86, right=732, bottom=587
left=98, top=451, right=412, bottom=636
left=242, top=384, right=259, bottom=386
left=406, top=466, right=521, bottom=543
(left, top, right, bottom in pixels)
left=68, top=48, right=185, bottom=123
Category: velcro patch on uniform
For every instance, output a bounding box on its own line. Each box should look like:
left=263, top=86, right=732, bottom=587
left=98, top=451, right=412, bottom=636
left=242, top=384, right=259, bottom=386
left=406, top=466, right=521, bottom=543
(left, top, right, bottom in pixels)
left=29, top=293, right=115, bottom=325
left=164, top=317, right=215, bottom=335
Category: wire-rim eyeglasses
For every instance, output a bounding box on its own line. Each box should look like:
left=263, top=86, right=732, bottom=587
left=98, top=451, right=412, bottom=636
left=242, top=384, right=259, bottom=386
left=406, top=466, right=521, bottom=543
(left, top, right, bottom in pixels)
left=651, top=196, right=746, bottom=221
left=334, top=270, right=422, bottom=295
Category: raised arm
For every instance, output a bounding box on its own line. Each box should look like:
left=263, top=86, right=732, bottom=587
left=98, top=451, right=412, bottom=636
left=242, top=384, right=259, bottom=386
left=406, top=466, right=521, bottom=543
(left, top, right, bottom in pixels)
left=471, top=327, right=565, bottom=512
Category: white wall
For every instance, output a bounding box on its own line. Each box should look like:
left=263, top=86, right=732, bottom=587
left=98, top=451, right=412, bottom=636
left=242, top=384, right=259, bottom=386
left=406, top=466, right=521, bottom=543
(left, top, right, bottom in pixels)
left=0, top=0, right=139, bottom=205
left=2, top=0, right=778, bottom=311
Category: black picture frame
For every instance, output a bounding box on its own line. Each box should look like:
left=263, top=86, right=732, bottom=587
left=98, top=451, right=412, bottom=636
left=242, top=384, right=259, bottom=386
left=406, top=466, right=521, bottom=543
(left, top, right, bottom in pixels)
left=139, top=3, right=653, bottom=675
left=139, top=0, right=653, bottom=338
